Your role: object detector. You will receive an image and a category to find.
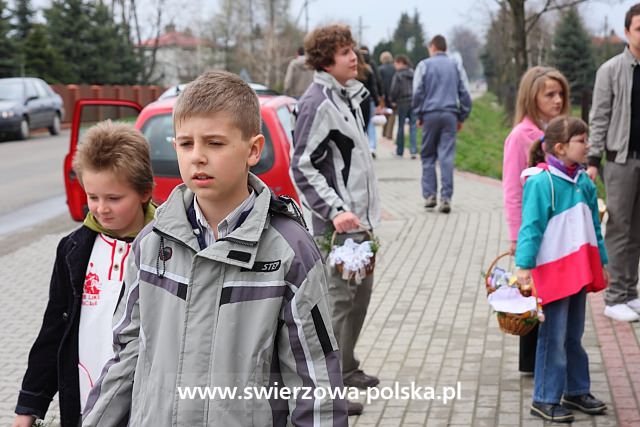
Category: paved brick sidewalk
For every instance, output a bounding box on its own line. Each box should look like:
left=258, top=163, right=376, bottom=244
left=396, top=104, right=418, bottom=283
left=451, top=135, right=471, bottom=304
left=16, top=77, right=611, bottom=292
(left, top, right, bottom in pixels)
left=0, top=137, right=638, bottom=426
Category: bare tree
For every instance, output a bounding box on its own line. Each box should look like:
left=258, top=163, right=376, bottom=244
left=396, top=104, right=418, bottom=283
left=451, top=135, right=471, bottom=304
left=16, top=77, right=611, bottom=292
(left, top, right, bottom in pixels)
left=501, top=0, right=589, bottom=81
left=450, top=26, right=482, bottom=79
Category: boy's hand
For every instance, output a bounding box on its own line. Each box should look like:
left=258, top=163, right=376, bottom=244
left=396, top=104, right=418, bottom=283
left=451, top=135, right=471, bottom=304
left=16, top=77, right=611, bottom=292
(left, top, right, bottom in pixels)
left=603, top=267, right=609, bottom=287
left=509, top=241, right=517, bottom=256
left=11, top=415, right=35, bottom=427
left=457, top=122, right=463, bottom=132
left=587, top=166, right=598, bottom=181
left=417, top=119, right=423, bottom=127
left=333, top=212, right=360, bottom=233
left=517, top=268, right=532, bottom=287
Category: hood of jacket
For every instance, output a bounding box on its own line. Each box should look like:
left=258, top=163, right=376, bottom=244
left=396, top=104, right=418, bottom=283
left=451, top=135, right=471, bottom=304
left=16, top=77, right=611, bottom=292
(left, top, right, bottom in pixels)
left=395, top=67, right=414, bottom=81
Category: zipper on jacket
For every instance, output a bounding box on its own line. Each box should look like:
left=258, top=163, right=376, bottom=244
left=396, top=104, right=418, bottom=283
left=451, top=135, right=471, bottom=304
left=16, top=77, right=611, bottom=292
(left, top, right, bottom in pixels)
left=217, top=236, right=258, bottom=247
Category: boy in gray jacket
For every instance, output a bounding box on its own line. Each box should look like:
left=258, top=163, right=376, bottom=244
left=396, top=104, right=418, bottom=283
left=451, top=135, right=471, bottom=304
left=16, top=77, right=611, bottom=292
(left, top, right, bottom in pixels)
left=82, top=71, right=347, bottom=426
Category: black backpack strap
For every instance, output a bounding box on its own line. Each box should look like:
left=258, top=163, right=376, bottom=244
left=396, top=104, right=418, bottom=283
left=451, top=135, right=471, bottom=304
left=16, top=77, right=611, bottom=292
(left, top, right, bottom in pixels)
left=268, top=191, right=308, bottom=231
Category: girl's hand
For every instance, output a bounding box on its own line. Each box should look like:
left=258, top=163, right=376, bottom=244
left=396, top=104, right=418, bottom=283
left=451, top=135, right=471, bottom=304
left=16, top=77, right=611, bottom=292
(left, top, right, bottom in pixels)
left=509, top=241, right=517, bottom=255
left=11, top=415, right=36, bottom=427
left=517, top=268, right=532, bottom=287
left=587, top=166, right=598, bottom=181
left=603, top=267, right=609, bottom=287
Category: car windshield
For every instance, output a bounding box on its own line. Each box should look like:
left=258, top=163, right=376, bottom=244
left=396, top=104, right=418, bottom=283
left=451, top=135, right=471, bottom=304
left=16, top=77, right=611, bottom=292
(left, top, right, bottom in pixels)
left=0, top=80, right=24, bottom=101
left=140, top=113, right=274, bottom=177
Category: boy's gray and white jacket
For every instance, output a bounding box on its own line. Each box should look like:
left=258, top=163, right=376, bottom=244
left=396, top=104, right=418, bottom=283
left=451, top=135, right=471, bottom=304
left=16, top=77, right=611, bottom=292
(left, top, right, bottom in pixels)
left=82, top=175, right=348, bottom=427
left=291, top=71, right=381, bottom=235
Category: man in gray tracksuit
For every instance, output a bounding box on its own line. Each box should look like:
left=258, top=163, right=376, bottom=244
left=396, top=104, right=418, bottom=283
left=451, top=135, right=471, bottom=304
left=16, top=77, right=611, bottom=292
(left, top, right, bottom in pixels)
left=291, top=25, right=381, bottom=412
left=82, top=71, right=347, bottom=426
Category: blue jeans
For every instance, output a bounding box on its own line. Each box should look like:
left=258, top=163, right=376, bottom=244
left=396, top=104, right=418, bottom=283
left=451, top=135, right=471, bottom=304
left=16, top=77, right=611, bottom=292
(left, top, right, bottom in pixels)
left=420, top=111, right=457, bottom=200
left=367, top=100, right=377, bottom=151
left=533, top=287, right=590, bottom=403
left=396, top=104, right=417, bottom=156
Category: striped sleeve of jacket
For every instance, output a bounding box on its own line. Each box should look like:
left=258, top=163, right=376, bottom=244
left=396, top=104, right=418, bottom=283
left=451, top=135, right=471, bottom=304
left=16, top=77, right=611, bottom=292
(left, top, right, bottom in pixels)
left=272, top=216, right=348, bottom=426
left=291, top=88, right=347, bottom=221
left=82, top=228, right=151, bottom=426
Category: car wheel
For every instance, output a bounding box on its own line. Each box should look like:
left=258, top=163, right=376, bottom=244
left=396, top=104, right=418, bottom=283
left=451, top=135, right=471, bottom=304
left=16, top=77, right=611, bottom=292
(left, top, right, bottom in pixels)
left=49, top=113, right=61, bottom=135
left=18, top=117, right=29, bottom=140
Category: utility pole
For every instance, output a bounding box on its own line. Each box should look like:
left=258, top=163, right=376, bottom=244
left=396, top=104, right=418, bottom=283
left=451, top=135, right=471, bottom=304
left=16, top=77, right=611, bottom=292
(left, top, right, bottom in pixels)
left=357, top=16, right=369, bottom=46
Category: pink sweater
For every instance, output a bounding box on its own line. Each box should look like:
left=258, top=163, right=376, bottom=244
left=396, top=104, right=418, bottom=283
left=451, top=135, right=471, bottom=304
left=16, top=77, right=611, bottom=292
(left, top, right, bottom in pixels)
left=502, top=116, right=543, bottom=241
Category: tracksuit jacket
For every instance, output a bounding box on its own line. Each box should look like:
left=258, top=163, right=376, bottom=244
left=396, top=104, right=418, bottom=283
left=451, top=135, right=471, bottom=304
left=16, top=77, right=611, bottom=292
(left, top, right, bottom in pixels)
left=515, top=165, right=608, bottom=305
left=82, top=175, right=347, bottom=426
left=291, top=71, right=381, bottom=235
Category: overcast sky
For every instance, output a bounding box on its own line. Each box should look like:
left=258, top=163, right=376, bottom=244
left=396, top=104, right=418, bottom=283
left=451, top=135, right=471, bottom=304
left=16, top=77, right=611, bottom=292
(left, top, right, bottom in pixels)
left=288, top=0, right=636, bottom=48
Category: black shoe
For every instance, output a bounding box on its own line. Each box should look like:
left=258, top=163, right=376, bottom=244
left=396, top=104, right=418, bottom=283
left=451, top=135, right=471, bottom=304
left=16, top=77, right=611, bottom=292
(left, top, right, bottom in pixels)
left=439, top=200, right=451, bottom=214
left=561, top=393, right=607, bottom=415
left=530, top=401, right=574, bottom=423
left=424, top=196, right=437, bottom=208
left=343, top=370, right=380, bottom=389
left=347, top=400, right=363, bottom=416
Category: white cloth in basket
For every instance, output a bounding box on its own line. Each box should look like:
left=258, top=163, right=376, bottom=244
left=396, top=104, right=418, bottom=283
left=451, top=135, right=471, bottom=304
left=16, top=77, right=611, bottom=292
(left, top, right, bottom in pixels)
left=488, top=286, right=538, bottom=314
left=329, top=238, right=374, bottom=283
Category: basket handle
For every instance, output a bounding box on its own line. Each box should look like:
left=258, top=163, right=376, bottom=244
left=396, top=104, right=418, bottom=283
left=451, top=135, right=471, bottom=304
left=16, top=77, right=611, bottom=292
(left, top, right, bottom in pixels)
left=485, top=251, right=543, bottom=316
left=330, top=229, right=374, bottom=248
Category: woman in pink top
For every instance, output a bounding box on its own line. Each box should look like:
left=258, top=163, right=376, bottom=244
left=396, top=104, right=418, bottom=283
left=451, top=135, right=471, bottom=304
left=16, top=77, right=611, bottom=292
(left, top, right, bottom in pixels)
left=502, top=66, right=570, bottom=373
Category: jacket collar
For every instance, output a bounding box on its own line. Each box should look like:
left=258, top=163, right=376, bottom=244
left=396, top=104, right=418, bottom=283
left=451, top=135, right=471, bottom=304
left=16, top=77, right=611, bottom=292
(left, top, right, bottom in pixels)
left=153, top=173, right=271, bottom=268
left=624, top=46, right=640, bottom=67
left=314, top=70, right=369, bottom=105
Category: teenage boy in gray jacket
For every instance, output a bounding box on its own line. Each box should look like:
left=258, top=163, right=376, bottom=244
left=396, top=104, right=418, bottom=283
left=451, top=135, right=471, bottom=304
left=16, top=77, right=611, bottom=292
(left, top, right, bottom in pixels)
left=291, top=24, right=381, bottom=416
left=82, top=71, right=347, bottom=426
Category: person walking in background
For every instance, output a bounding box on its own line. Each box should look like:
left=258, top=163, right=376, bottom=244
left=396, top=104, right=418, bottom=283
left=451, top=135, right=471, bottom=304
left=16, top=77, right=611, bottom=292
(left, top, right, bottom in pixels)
left=588, top=3, right=640, bottom=322
left=284, top=46, right=314, bottom=98
left=356, top=47, right=381, bottom=158
left=291, top=24, right=381, bottom=417
left=389, top=54, right=417, bottom=158
left=378, top=51, right=396, bottom=139
left=502, top=66, right=570, bottom=374
left=412, top=35, right=471, bottom=213
left=517, top=116, right=608, bottom=423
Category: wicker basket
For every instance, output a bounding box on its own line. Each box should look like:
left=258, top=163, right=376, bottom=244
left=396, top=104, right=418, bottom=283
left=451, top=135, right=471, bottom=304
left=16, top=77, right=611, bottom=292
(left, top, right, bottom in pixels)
left=331, top=231, right=376, bottom=278
left=485, top=252, right=542, bottom=336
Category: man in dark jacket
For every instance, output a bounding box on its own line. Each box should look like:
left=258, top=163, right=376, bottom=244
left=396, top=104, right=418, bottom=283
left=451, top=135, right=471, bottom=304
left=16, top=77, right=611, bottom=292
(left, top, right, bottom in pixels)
left=389, top=54, right=417, bottom=158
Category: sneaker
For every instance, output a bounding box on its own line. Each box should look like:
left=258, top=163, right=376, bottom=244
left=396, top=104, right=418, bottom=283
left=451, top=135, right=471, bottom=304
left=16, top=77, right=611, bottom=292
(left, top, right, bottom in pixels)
left=347, top=400, right=363, bottom=416
left=410, top=154, right=417, bottom=159
left=530, top=402, right=574, bottom=423
left=371, top=151, right=376, bottom=159
left=561, top=393, right=607, bottom=415
left=604, top=304, right=640, bottom=322
left=627, top=298, right=640, bottom=314
left=424, top=195, right=437, bottom=208
left=439, top=200, right=451, bottom=214
left=343, top=370, right=380, bottom=389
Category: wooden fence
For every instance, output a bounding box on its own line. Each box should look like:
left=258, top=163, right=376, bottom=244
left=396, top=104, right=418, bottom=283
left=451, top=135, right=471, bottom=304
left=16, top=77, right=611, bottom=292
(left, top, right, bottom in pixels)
left=50, top=84, right=167, bottom=124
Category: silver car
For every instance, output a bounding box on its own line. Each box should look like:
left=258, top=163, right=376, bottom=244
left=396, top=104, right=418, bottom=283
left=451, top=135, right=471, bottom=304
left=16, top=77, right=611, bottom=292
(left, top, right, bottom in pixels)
left=0, top=77, right=65, bottom=140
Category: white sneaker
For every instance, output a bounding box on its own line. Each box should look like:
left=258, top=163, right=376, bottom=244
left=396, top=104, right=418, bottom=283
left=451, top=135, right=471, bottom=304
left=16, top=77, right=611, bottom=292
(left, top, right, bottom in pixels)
left=627, top=298, right=640, bottom=314
left=604, top=304, right=640, bottom=322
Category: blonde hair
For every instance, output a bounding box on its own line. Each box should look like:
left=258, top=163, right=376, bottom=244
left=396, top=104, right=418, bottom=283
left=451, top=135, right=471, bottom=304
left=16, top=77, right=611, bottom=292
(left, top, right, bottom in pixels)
left=379, top=51, right=393, bottom=64
left=514, top=66, right=570, bottom=127
left=173, top=71, right=261, bottom=140
left=73, top=120, right=154, bottom=198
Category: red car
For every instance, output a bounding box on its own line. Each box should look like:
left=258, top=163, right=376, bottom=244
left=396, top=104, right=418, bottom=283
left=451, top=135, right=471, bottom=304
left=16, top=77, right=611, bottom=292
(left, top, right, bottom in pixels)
left=64, top=93, right=299, bottom=221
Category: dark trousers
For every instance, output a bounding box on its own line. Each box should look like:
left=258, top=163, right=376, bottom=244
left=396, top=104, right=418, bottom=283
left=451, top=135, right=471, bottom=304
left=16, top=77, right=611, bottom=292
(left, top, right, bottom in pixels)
left=519, top=324, right=538, bottom=372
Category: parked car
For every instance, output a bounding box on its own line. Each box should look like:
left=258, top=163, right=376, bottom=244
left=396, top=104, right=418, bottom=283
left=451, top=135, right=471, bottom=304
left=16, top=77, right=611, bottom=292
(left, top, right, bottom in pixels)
left=0, top=77, right=65, bottom=140
left=64, top=92, right=299, bottom=221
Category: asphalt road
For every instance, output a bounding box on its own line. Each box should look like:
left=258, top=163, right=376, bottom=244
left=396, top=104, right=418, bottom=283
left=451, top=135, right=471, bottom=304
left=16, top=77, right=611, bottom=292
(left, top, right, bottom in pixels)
left=0, top=130, right=76, bottom=250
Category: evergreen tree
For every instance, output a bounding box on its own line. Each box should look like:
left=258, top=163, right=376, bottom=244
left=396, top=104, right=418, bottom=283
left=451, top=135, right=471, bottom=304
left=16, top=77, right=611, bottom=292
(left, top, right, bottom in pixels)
left=0, top=0, right=15, bottom=77
left=22, top=23, right=66, bottom=82
left=44, top=0, right=94, bottom=82
left=408, top=11, right=427, bottom=66
left=550, top=7, right=596, bottom=106
left=373, top=10, right=427, bottom=68
left=12, top=0, right=33, bottom=41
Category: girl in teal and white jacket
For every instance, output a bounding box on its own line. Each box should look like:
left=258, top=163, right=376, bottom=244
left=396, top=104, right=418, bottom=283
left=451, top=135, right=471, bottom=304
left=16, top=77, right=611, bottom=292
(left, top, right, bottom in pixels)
left=515, top=117, right=608, bottom=423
